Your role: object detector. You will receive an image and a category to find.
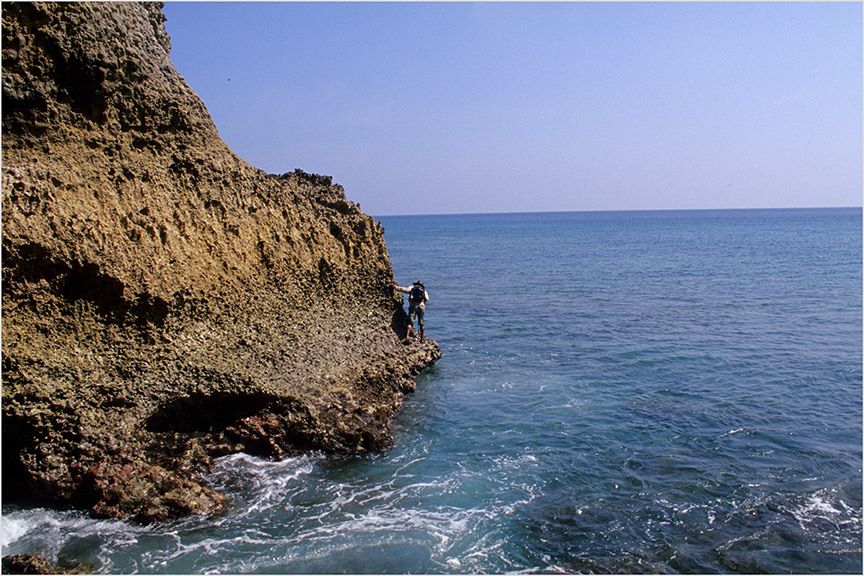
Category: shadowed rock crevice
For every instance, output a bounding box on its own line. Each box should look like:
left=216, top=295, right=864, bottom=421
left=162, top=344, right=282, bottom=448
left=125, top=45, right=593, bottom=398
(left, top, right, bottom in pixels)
left=146, top=391, right=281, bottom=434
left=2, top=240, right=170, bottom=328
left=2, top=1, right=441, bottom=528
left=1, top=413, right=38, bottom=502
left=145, top=392, right=322, bottom=459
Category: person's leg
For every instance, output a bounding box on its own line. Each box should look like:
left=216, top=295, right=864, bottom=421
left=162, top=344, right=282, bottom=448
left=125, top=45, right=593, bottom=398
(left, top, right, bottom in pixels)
left=417, top=307, right=425, bottom=341
left=406, top=305, right=416, bottom=340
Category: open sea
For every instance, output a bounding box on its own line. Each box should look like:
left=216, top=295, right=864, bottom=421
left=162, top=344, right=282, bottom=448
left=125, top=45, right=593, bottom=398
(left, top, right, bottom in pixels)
left=2, top=208, right=862, bottom=574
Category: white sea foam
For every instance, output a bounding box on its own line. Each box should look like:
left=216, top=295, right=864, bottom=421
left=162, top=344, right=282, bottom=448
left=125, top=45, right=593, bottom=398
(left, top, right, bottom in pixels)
left=1, top=513, right=32, bottom=547
left=208, top=452, right=320, bottom=517
left=163, top=451, right=504, bottom=573
left=212, top=451, right=319, bottom=478
left=792, top=487, right=858, bottom=532
left=1, top=506, right=141, bottom=570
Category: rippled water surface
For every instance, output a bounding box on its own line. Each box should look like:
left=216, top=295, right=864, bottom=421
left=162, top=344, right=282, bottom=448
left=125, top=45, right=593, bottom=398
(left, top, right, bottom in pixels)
left=3, top=208, right=861, bottom=573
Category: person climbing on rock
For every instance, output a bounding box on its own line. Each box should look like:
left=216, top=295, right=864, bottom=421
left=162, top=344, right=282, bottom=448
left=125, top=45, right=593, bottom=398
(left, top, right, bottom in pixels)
left=393, top=280, right=429, bottom=342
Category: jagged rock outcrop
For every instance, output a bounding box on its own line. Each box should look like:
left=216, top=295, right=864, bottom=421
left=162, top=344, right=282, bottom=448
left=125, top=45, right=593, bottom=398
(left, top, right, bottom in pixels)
left=2, top=1, right=440, bottom=523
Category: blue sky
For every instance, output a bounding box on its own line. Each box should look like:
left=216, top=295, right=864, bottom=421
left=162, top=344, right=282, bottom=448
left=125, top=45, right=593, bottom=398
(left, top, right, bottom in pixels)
left=163, top=2, right=861, bottom=216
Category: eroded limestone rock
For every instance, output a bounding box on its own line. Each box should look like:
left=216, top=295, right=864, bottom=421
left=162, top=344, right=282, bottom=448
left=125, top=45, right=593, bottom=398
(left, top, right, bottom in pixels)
left=2, top=1, right=440, bottom=522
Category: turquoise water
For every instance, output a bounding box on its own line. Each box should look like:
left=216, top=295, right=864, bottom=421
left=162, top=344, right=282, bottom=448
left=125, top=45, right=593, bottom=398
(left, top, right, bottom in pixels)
left=3, top=208, right=861, bottom=573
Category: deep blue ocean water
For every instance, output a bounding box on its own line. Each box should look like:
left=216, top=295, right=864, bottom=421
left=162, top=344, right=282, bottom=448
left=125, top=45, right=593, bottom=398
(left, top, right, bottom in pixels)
left=3, top=208, right=862, bottom=573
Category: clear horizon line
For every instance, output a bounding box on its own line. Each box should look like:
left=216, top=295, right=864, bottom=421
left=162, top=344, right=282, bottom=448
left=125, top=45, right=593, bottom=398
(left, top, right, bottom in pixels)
left=372, top=204, right=863, bottom=219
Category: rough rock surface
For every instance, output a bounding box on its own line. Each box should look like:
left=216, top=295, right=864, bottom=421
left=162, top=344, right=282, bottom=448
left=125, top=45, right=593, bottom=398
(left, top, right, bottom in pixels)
left=1, top=554, right=91, bottom=575
left=2, top=1, right=440, bottom=523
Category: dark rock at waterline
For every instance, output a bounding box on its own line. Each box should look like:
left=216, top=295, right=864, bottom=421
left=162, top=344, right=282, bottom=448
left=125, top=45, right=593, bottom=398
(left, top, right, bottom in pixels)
left=1, top=555, right=60, bottom=575
left=1, top=2, right=440, bottom=523
left=1, top=554, right=91, bottom=575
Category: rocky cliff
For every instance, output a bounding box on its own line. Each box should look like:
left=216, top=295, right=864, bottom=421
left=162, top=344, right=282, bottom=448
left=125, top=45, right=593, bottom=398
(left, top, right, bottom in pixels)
left=2, top=1, right=440, bottom=523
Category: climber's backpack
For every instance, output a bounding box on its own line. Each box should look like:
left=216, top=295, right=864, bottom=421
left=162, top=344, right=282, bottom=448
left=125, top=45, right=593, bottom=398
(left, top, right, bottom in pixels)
left=409, top=284, right=425, bottom=305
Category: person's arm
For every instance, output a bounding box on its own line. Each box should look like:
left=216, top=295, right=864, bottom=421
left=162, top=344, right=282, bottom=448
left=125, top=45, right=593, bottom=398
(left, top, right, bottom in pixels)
left=393, top=282, right=411, bottom=294
left=424, top=290, right=429, bottom=303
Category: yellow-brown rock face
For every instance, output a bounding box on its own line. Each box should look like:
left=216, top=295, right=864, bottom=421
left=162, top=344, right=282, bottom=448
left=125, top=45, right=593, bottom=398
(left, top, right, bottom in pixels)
left=2, top=1, right=440, bottom=522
